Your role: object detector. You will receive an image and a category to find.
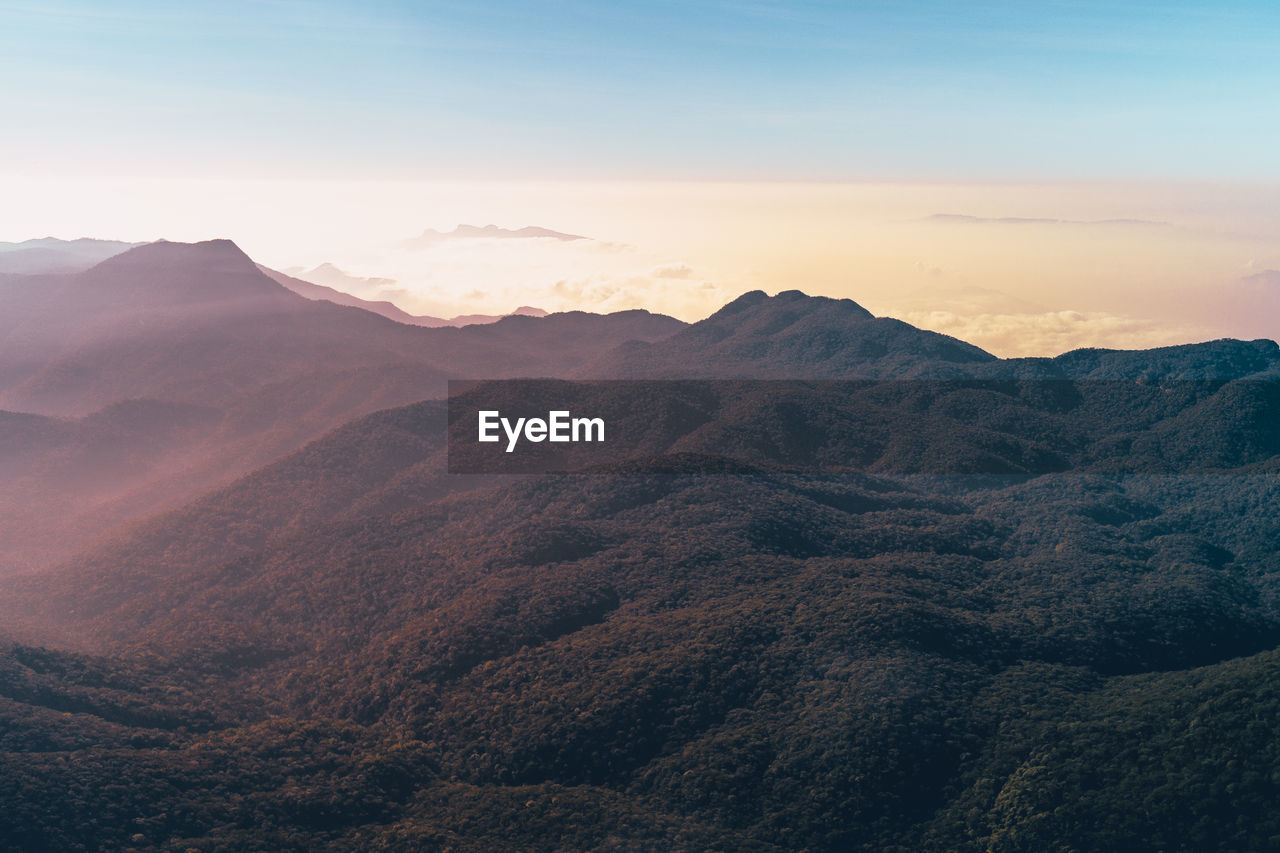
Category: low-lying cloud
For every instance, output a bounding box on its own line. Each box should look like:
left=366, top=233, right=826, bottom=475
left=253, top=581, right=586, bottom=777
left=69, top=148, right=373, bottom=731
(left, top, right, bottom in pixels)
left=898, top=309, right=1204, bottom=358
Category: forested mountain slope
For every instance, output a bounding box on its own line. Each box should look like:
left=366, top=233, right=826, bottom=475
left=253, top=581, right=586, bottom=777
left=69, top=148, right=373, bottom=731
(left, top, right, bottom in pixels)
left=2, top=282, right=1279, bottom=850
left=0, top=240, right=681, bottom=572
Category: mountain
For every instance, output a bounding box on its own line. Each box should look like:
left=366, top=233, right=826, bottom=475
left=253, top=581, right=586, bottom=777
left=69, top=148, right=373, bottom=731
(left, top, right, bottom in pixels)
left=5, top=396, right=1280, bottom=849
left=583, top=287, right=1279, bottom=383
left=583, top=290, right=998, bottom=378
left=448, top=305, right=549, bottom=325
left=0, top=237, right=139, bottom=274
left=1006, top=337, right=1280, bottom=381
left=266, top=264, right=552, bottom=327
left=19, top=351, right=1280, bottom=638
left=282, top=261, right=396, bottom=292
left=0, top=238, right=683, bottom=416
left=403, top=223, right=587, bottom=248
left=0, top=239, right=416, bottom=415
left=0, top=239, right=683, bottom=572
left=4, top=274, right=1280, bottom=849
left=0, top=400, right=223, bottom=572
left=3, top=274, right=1273, bottom=580
left=257, top=264, right=452, bottom=326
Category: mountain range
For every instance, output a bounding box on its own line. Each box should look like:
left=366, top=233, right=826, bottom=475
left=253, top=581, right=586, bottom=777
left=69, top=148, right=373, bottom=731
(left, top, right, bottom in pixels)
left=0, top=238, right=554, bottom=330
left=0, top=237, right=143, bottom=274
left=403, top=224, right=588, bottom=248
left=1, top=238, right=1279, bottom=851
left=262, top=263, right=549, bottom=328
left=0, top=239, right=679, bottom=572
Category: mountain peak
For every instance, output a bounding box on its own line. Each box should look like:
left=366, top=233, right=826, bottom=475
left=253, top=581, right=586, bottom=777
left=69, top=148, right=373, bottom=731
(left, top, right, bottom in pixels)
left=774, top=289, right=813, bottom=301
left=586, top=289, right=993, bottom=379
left=707, top=289, right=875, bottom=324
left=80, top=239, right=293, bottom=304
left=715, top=290, right=771, bottom=316
left=95, top=238, right=255, bottom=273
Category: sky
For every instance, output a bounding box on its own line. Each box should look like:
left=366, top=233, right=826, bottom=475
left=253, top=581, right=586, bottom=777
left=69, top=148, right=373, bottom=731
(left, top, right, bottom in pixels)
left=3, top=1, right=1279, bottom=179
left=1, top=1, right=1278, bottom=353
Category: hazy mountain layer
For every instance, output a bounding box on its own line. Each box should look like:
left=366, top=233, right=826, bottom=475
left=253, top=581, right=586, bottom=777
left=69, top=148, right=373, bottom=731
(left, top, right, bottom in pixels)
left=0, top=240, right=682, bottom=572
left=0, top=237, right=140, bottom=274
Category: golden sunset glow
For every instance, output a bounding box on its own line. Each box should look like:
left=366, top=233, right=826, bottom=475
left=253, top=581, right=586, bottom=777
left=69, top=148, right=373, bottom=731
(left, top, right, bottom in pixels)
left=3, top=175, right=1277, bottom=355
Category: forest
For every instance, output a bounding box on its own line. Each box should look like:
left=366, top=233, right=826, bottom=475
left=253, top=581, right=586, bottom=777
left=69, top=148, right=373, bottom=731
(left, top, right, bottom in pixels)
left=2, top=246, right=1280, bottom=851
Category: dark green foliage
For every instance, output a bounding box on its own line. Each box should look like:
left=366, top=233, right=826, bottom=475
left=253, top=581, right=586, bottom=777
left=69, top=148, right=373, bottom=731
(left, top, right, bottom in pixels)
left=2, top=287, right=1280, bottom=849
left=5, top=462, right=1280, bottom=850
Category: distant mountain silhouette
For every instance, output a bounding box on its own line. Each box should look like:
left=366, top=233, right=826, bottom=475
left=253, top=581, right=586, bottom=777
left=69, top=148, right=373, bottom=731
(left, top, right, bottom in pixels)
left=283, top=261, right=396, bottom=291
left=266, top=264, right=551, bottom=327
left=1, top=239, right=361, bottom=414
left=257, top=264, right=451, bottom=326
left=0, top=237, right=140, bottom=274
left=448, top=305, right=549, bottom=325
left=0, top=239, right=679, bottom=415
left=403, top=223, right=587, bottom=248
left=584, top=289, right=997, bottom=378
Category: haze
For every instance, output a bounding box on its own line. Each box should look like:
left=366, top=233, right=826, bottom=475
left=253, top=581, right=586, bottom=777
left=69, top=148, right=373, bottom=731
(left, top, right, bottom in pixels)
left=3, top=176, right=1278, bottom=356
left=3, top=1, right=1279, bottom=354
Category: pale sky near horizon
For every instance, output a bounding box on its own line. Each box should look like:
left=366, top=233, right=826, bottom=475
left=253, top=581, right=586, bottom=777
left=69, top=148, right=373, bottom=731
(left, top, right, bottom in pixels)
left=2, top=2, right=1278, bottom=354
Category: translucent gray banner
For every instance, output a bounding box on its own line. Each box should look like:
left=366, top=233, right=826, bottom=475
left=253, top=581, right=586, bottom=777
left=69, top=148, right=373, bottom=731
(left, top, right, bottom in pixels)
left=446, top=379, right=1280, bottom=475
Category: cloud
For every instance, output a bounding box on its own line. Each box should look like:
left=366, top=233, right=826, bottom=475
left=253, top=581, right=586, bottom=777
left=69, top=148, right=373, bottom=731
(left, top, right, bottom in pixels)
left=371, top=285, right=415, bottom=303
left=925, top=213, right=1172, bottom=228
left=1196, top=270, right=1280, bottom=341
left=401, top=224, right=587, bottom=249
left=879, top=283, right=1048, bottom=317
left=897, top=309, right=1204, bottom=358
left=315, top=232, right=729, bottom=321
left=650, top=262, right=694, bottom=279
left=544, top=272, right=735, bottom=319
left=286, top=262, right=396, bottom=296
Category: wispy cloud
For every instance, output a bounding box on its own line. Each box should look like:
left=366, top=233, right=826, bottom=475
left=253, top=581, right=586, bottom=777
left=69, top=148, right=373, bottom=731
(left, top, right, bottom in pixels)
left=318, top=225, right=731, bottom=321
left=925, top=213, right=1172, bottom=227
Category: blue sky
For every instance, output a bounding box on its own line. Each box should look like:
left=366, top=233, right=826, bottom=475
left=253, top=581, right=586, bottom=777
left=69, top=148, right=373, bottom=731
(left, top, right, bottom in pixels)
left=2, top=0, right=1278, bottom=178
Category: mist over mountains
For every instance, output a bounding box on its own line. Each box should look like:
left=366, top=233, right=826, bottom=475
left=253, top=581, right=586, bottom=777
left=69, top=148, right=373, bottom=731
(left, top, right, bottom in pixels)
left=403, top=224, right=588, bottom=248
left=1, top=239, right=1279, bottom=850
left=0, top=240, right=679, bottom=572
left=0, top=238, right=143, bottom=275
left=262, top=264, right=550, bottom=328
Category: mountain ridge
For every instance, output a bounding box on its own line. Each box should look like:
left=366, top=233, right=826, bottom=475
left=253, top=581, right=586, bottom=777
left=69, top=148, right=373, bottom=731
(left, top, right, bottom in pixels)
left=0, top=237, right=141, bottom=274
left=0, top=239, right=684, bottom=573
left=403, top=223, right=587, bottom=248
left=262, top=264, right=552, bottom=328
left=583, top=289, right=997, bottom=379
